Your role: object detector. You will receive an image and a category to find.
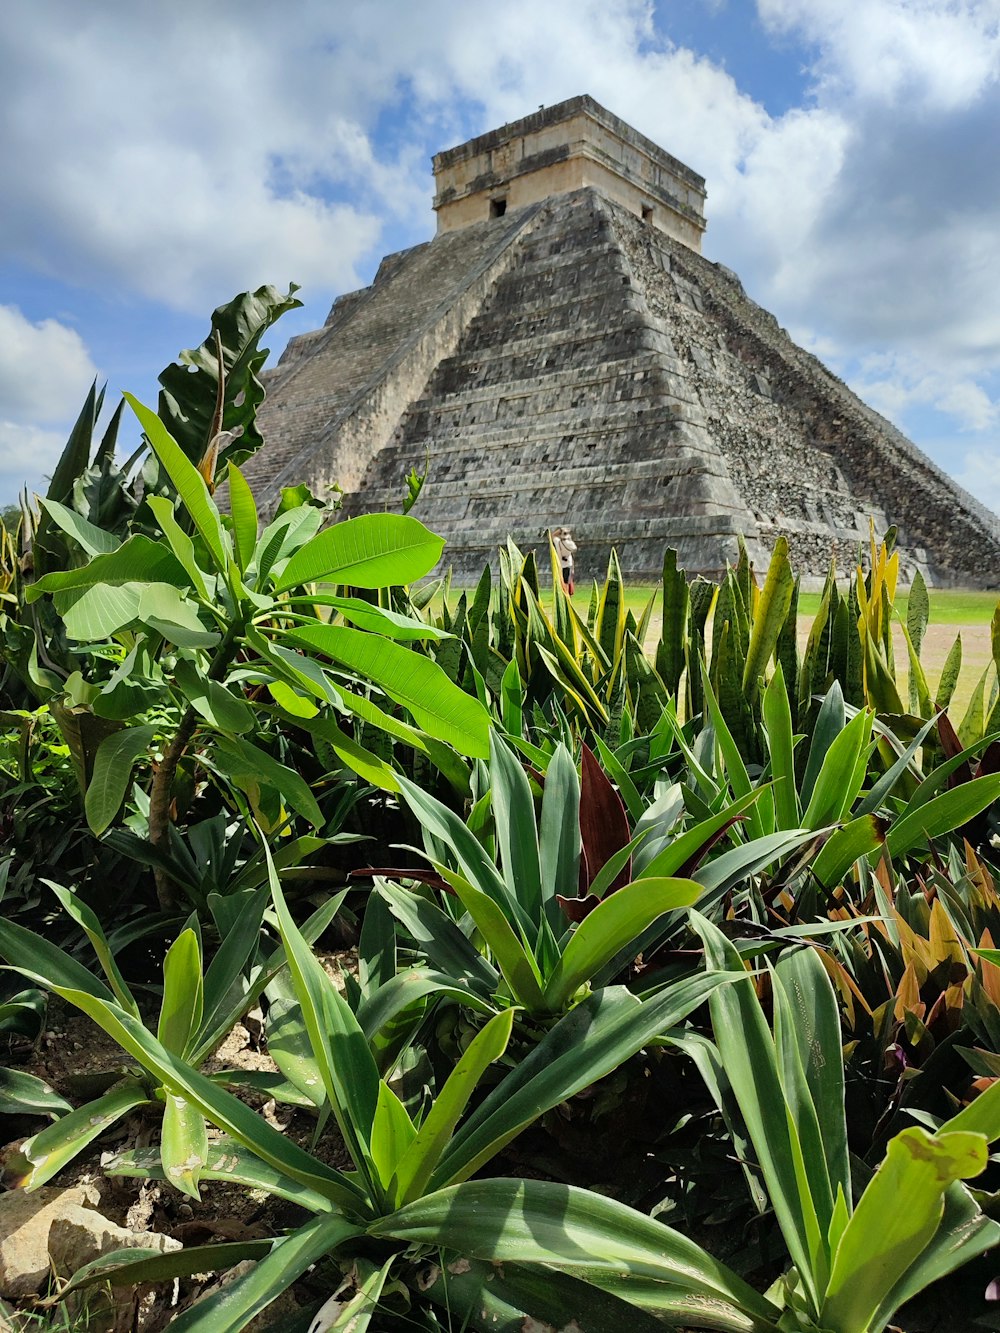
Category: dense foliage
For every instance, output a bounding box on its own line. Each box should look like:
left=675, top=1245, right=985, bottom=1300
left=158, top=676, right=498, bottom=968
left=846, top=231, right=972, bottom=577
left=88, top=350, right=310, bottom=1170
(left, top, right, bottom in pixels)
left=2, top=290, right=1000, bottom=1331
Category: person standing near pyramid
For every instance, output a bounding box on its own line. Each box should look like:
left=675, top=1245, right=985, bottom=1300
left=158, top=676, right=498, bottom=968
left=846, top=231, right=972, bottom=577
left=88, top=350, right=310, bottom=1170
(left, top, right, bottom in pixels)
left=551, top=527, right=577, bottom=594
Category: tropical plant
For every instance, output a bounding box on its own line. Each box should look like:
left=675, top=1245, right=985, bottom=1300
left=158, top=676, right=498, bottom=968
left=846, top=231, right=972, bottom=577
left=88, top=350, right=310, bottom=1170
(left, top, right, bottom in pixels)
left=36, top=846, right=737, bottom=1331
left=0, top=880, right=342, bottom=1191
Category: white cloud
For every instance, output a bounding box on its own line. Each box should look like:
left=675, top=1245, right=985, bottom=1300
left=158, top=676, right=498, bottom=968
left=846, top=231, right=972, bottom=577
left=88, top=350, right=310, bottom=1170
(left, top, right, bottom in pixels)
left=0, top=421, right=73, bottom=498
left=758, top=0, right=1000, bottom=111
left=0, top=305, right=97, bottom=423
left=954, top=446, right=1000, bottom=514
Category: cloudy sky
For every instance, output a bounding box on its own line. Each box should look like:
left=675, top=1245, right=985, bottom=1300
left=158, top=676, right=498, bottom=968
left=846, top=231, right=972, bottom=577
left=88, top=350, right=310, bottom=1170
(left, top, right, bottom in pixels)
left=2, top=0, right=999, bottom=511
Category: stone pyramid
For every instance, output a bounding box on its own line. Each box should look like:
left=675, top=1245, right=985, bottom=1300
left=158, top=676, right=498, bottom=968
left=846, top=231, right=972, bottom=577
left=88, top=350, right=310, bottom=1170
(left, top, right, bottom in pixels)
left=245, top=96, right=1000, bottom=586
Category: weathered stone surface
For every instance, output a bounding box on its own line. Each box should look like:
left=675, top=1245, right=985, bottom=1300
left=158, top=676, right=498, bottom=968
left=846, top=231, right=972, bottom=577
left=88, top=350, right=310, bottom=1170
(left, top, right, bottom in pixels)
left=0, top=1184, right=178, bottom=1299
left=248, top=98, right=1000, bottom=587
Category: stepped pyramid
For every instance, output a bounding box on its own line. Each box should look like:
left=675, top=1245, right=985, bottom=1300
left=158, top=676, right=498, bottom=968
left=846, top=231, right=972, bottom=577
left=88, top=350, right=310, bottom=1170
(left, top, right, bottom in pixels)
left=246, top=96, right=1000, bottom=586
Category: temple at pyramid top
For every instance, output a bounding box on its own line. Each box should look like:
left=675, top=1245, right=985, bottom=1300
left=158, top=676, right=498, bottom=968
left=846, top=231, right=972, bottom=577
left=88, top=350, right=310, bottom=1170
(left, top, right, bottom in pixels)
left=432, top=95, right=707, bottom=251
left=245, top=97, right=1000, bottom=587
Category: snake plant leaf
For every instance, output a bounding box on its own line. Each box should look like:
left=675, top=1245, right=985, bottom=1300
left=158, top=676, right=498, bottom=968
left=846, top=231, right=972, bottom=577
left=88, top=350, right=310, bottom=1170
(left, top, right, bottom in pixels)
left=273, top=512, right=443, bottom=591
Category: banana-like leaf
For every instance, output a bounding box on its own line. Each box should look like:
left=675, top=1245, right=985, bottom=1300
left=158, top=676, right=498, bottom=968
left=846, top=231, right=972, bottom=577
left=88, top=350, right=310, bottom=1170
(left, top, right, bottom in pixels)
left=286, top=623, right=490, bottom=758
left=25, top=534, right=189, bottom=601
left=273, top=513, right=444, bottom=592
left=175, top=659, right=254, bottom=734
left=228, top=463, right=259, bottom=573
left=370, top=1178, right=779, bottom=1328
left=84, top=724, right=156, bottom=835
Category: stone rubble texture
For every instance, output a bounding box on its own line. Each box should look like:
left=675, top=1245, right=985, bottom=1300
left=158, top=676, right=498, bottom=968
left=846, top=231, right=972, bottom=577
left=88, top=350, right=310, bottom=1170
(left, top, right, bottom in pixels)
left=244, top=102, right=1000, bottom=587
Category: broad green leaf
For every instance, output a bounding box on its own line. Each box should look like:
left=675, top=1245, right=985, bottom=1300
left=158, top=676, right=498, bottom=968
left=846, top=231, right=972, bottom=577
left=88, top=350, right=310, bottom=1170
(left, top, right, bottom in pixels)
left=168, top=1213, right=362, bottom=1333
left=39, top=498, right=118, bottom=556
left=285, top=623, right=491, bottom=758
left=543, top=878, right=702, bottom=1010
left=822, top=1128, right=987, bottom=1332
left=146, top=495, right=210, bottom=599
left=228, top=462, right=259, bottom=573
left=295, top=594, right=451, bottom=641
left=160, top=1091, right=209, bottom=1199
left=886, top=773, right=1000, bottom=859
left=264, top=988, right=324, bottom=1108
left=137, top=583, right=218, bottom=648
left=57, top=582, right=143, bottom=640
left=125, top=393, right=229, bottom=573
left=84, top=725, right=156, bottom=835
left=370, top=1083, right=416, bottom=1190
left=175, top=659, right=254, bottom=734
left=939, top=1069, right=1000, bottom=1141
left=15, top=1081, right=152, bottom=1190
left=539, top=742, right=582, bottom=915
left=274, top=512, right=444, bottom=592
left=25, top=534, right=190, bottom=601
left=158, top=929, right=204, bottom=1056
left=212, top=735, right=323, bottom=829
left=640, top=789, right=763, bottom=880
left=392, top=1009, right=515, bottom=1206
left=371, top=1178, right=778, bottom=1326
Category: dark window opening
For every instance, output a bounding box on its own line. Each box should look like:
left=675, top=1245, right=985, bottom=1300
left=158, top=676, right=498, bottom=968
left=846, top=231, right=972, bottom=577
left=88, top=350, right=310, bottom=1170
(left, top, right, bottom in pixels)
left=641, top=204, right=654, bottom=223
left=490, top=197, right=508, bottom=218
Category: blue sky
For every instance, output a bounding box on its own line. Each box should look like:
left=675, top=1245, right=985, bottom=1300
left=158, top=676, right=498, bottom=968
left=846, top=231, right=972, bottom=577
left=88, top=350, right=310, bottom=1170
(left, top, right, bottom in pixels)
left=2, top=0, right=999, bottom=513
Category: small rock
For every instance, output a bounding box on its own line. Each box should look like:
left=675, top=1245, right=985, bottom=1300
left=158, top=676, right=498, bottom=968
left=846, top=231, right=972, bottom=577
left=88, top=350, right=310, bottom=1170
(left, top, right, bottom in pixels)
left=0, top=1184, right=178, bottom=1299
